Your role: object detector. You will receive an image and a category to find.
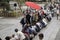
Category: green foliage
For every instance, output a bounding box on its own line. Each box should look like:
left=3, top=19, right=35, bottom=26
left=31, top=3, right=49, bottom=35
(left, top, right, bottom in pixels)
left=0, top=0, right=10, bottom=3
left=16, top=0, right=25, bottom=4
left=5, top=3, right=10, bottom=11
left=42, top=0, right=46, bottom=2
left=9, top=11, right=21, bottom=17
left=0, top=0, right=10, bottom=11
left=31, top=0, right=36, bottom=2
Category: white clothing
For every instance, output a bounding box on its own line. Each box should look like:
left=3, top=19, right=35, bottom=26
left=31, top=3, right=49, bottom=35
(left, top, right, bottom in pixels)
left=10, top=38, right=15, bottom=40
left=57, top=9, right=59, bottom=14
left=36, top=22, right=42, bottom=29
left=15, top=35, right=19, bottom=40
left=10, top=36, right=18, bottom=40
left=16, top=31, right=25, bottom=40
left=31, top=25, right=36, bottom=31
left=53, top=8, right=57, bottom=13
left=36, top=22, right=41, bottom=27
left=32, top=25, right=36, bottom=29
left=42, top=18, right=48, bottom=25
left=48, top=14, right=52, bottom=18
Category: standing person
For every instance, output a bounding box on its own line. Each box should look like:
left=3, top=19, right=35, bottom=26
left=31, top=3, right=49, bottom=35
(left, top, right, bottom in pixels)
left=26, top=14, right=31, bottom=24
left=49, top=4, right=53, bottom=11
left=38, top=8, right=45, bottom=21
left=15, top=29, right=26, bottom=40
left=30, top=12, right=34, bottom=25
left=57, top=6, right=59, bottom=20
left=35, top=11, right=39, bottom=22
left=53, top=6, right=57, bottom=16
left=39, top=33, right=44, bottom=40
left=20, top=14, right=27, bottom=28
left=30, top=12, right=36, bottom=25
left=59, top=4, right=60, bottom=14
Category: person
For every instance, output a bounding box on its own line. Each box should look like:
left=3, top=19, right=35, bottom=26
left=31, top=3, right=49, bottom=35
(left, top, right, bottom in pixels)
left=15, top=29, right=26, bottom=40
left=35, top=11, right=39, bottom=22
left=31, top=22, right=37, bottom=35
left=42, top=17, right=48, bottom=26
left=5, top=36, right=11, bottom=40
left=49, top=4, right=53, bottom=11
left=20, top=14, right=27, bottom=28
left=53, top=6, right=57, bottom=16
left=10, top=34, right=19, bottom=40
left=39, top=33, right=44, bottom=40
left=24, top=33, right=30, bottom=40
left=10, top=34, right=15, bottom=40
left=57, top=6, right=59, bottom=20
left=30, top=12, right=35, bottom=25
left=38, top=9, right=44, bottom=21
left=36, top=20, right=41, bottom=31
left=0, top=38, right=2, bottom=40
left=26, top=14, right=31, bottom=24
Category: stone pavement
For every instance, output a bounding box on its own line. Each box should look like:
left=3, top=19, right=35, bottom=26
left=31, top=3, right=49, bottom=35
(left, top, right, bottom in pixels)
left=0, top=16, right=60, bottom=40
left=0, top=17, right=23, bottom=40
left=33, top=17, right=60, bottom=40
left=55, top=16, right=60, bottom=40
left=55, top=29, right=60, bottom=40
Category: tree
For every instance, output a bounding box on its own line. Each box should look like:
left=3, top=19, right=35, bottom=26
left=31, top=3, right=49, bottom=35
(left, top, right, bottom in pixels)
left=42, top=0, right=46, bottom=2
left=0, top=0, right=10, bottom=3
left=31, top=0, right=36, bottom=2
left=0, top=0, right=10, bottom=11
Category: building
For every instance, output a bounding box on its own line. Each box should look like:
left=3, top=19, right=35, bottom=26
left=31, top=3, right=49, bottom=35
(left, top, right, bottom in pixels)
left=9, top=1, right=20, bottom=10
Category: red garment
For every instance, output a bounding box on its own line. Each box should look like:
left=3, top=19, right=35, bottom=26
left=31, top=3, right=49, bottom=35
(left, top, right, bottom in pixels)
left=41, top=10, right=45, bottom=15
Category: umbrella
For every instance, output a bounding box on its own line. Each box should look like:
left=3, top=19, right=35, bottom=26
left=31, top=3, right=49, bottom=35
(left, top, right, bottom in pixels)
left=25, top=2, right=41, bottom=10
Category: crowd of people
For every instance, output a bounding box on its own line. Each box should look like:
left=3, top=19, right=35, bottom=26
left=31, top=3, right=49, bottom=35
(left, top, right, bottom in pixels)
left=0, top=3, right=60, bottom=40
left=20, top=7, right=52, bottom=40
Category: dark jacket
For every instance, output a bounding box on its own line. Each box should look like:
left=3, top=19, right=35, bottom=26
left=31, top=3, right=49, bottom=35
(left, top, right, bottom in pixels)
left=26, top=14, right=31, bottom=24
left=20, top=18, right=27, bottom=26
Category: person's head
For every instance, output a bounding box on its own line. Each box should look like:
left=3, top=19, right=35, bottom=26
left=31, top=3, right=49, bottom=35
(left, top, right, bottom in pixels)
left=15, top=28, right=18, bottom=32
left=5, top=36, right=11, bottom=40
left=12, top=34, right=15, bottom=38
left=39, top=33, right=44, bottom=40
left=41, top=7, right=43, bottom=10
left=0, top=38, right=2, bottom=40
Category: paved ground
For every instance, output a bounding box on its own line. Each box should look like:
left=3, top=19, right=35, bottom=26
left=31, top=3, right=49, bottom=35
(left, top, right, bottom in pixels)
left=33, top=16, right=60, bottom=40
left=55, top=29, right=60, bottom=40
left=0, top=17, right=23, bottom=40
left=0, top=16, right=60, bottom=40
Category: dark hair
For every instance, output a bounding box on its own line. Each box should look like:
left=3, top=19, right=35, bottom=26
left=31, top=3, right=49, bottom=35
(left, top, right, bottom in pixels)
left=5, top=36, right=11, bottom=40
left=15, top=28, right=18, bottom=32
left=41, top=7, right=43, bottom=9
left=39, top=33, right=44, bottom=39
left=12, top=34, right=15, bottom=37
left=0, top=38, right=2, bottom=40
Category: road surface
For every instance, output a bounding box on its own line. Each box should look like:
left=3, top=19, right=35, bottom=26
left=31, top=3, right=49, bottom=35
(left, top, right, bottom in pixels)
left=0, top=17, right=22, bottom=40
left=0, top=16, right=60, bottom=40
left=33, top=16, right=60, bottom=40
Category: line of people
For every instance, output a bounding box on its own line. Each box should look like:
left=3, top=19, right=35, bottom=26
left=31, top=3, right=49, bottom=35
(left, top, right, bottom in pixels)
left=19, top=8, right=52, bottom=40
left=0, top=8, right=52, bottom=40
left=0, top=3, right=60, bottom=40
left=2, top=9, right=52, bottom=40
